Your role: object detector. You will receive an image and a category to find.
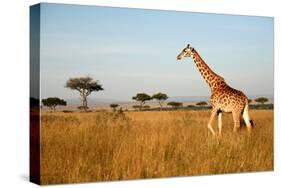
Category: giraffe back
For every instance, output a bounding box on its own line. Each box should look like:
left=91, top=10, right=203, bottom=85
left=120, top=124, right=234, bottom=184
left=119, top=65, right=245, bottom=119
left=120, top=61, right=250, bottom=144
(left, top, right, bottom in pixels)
left=210, top=82, right=248, bottom=112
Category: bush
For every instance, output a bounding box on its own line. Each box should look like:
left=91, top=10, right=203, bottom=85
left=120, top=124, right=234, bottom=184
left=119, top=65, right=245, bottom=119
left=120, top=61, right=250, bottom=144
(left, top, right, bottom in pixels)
left=62, top=110, right=73, bottom=113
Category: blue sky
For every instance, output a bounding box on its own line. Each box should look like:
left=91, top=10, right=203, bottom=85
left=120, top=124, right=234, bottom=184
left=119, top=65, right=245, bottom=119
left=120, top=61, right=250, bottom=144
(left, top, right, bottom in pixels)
left=39, top=3, right=274, bottom=101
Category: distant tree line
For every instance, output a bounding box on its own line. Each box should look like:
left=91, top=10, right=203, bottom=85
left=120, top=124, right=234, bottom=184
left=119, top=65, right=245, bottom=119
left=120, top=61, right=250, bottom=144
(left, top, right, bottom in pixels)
left=254, top=97, right=269, bottom=105
left=131, top=92, right=168, bottom=111
left=41, top=75, right=272, bottom=112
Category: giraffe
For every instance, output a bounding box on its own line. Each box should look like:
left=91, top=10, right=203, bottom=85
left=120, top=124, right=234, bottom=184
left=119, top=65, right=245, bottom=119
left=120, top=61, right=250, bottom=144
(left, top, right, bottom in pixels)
left=177, top=44, right=254, bottom=136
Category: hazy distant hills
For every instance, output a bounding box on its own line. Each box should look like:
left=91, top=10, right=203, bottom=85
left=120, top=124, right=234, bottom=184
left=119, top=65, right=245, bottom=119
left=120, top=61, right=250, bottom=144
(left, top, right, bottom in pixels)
left=65, top=96, right=209, bottom=106
left=66, top=97, right=121, bottom=106
left=42, top=94, right=274, bottom=111
left=169, top=94, right=274, bottom=103
left=66, top=94, right=273, bottom=106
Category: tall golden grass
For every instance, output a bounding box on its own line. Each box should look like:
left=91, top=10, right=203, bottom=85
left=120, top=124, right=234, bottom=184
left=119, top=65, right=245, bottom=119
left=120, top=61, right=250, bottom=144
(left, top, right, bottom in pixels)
left=40, top=110, right=273, bottom=184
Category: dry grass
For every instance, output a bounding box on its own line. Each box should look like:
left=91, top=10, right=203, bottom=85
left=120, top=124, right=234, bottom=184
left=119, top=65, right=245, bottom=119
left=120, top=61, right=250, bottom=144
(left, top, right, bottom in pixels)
left=40, top=110, right=273, bottom=184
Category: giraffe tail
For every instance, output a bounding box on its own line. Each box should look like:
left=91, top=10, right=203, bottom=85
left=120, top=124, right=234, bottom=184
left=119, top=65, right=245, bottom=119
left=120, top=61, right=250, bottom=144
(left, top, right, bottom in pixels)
left=250, top=119, right=255, bottom=127
left=243, top=102, right=255, bottom=127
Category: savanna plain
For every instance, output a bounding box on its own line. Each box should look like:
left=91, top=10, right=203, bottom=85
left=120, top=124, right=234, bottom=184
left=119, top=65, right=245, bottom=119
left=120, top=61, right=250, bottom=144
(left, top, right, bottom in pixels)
left=40, top=109, right=273, bottom=184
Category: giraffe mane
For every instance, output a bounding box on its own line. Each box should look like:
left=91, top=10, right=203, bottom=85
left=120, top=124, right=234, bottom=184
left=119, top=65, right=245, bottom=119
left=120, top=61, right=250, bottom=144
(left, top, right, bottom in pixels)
left=193, top=49, right=225, bottom=81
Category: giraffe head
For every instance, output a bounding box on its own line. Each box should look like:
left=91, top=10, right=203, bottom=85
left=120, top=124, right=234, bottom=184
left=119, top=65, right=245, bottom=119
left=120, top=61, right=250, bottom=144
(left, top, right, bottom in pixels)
left=177, top=44, right=194, bottom=60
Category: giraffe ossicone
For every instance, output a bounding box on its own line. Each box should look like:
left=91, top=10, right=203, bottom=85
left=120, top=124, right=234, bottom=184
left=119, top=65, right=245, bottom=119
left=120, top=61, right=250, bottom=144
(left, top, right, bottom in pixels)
left=177, top=44, right=253, bottom=136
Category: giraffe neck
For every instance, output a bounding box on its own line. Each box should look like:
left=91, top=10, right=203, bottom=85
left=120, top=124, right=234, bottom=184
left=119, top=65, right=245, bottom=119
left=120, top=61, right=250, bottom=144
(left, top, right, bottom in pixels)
left=191, top=49, right=224, bottom=90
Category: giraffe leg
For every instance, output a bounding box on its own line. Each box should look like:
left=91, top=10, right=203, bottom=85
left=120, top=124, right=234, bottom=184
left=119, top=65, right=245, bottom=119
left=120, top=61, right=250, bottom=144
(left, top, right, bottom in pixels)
left=232, top=111, right=241, bottom=132
left=218, top=112, right=222, bottom=136
left=243, top=104, right=252, bottom=132
left=207, top=109, right=217, bottom=136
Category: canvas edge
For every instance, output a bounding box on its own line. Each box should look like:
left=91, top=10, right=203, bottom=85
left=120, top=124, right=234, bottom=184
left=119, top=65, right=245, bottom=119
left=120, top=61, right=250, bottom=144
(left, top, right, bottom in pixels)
left=29, top=3, right=41, bottom=185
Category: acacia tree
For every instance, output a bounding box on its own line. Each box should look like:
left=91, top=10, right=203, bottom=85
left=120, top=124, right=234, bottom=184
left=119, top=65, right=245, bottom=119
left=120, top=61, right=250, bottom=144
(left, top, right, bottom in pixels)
left=152, top=92, right=168, bottom=110
left=110, top=104, right=119, bottom=112
left=196, top=101, right=208, bottom=106
left=132, top=105, right=141, bottom=111
left=132, top=93, right=151, bottom=111
left=167, top=101, right=183, bottom=110
left=255, top=97, right=268, bottom=105
left=65, top=76, right=103, bottom=112
left=42, top=97, right=67, bottom=112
